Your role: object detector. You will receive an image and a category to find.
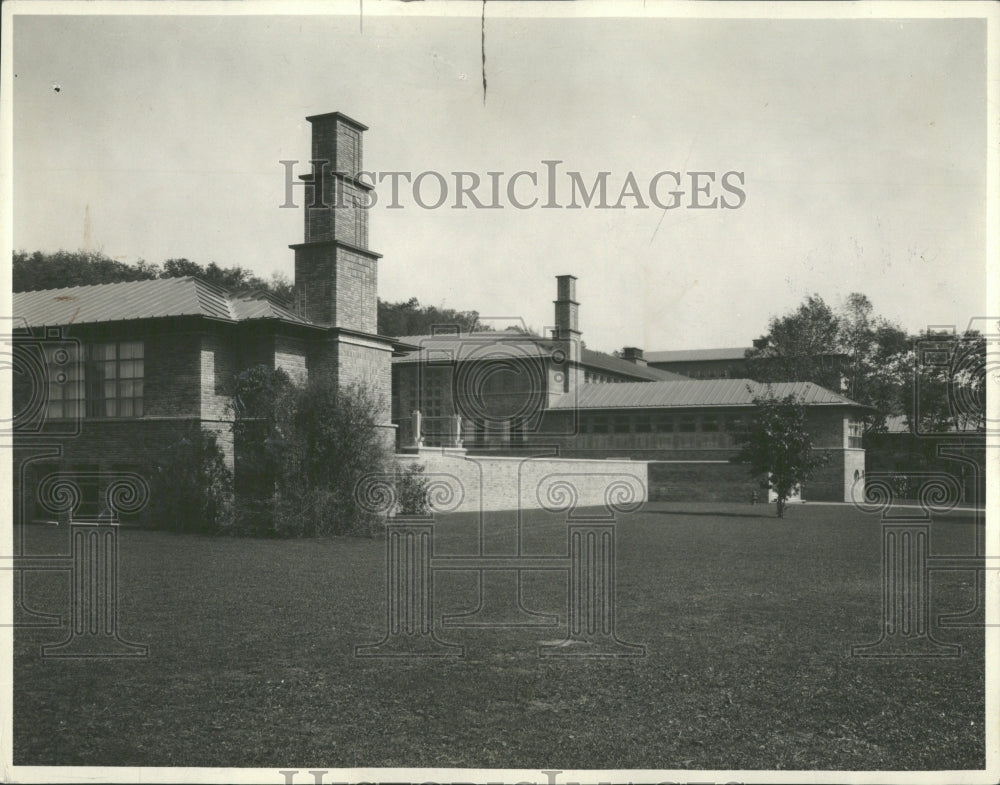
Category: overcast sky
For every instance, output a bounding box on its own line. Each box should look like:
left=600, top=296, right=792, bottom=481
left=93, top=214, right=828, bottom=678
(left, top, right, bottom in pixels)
left=10, top=5, right=989, bottom=354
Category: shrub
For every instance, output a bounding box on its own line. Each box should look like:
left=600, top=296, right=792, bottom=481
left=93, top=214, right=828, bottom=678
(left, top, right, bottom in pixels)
left=149, top=428, right=233, bottom=533
left=228, top=365, right=390, bottom=537
left=394, top=462, right=430, bottom=516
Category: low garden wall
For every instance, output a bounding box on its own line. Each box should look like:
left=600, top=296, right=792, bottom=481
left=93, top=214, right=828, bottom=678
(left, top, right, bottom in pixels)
left=395, top=452, right=648, bottom=514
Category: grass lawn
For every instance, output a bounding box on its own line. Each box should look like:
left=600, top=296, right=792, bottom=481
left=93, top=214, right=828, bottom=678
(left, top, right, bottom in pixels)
left=13, top=502, right=985, bottom=770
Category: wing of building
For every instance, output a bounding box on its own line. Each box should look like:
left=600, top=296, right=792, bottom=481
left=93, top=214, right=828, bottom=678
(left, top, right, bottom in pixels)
left=390, top=276, right=869, bottom=503
left=11, top=112, right=411, bottom=523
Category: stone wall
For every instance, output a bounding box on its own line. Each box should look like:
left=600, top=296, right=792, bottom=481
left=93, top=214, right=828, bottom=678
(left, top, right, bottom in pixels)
left=395, top=452, right=647, bottom=514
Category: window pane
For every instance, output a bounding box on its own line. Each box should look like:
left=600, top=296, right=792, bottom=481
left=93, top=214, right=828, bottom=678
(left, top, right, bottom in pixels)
left=119, top=398, right=134, bottom=418
left=134, top=398, right=143, bottom=417
left=120, top=341, right=142, bottom=360
left=104, top=399, right=117, bottom=417
left=119, top=380, right=134, bottom=398
left=93, top=343, right=117, bottom=361
left=104, top=381, right=116, bottom=399
left=655, top=416, right=674, bottom=432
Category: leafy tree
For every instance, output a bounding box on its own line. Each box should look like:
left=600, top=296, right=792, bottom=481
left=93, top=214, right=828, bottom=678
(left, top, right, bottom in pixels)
left=746, top=292, right=912, bottom=432
left=837, top=293, right=911, bottom=432
left=14, top=249, right=293, bottom=303
left=903, top=328, right=986, bottom=434
left=731, top=389, right=828, bottom=518
left=745, top=294, right=844, bottom=392
left=13, top=249, right=158, bottom=291
left=377, top=296, right=482, bottom=337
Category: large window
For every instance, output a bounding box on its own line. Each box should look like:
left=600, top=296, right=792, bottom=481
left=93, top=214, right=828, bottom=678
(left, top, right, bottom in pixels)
left=45, top=340, right=144, bottom=419
left=87, top=341, right=144, bottom=418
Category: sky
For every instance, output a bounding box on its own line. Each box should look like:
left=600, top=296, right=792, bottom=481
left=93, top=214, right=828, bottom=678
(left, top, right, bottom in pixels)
left=9, top=4, right=991, bottom=355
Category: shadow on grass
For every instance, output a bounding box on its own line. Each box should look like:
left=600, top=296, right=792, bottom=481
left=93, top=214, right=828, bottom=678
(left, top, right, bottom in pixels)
left=646, top=507, right=778, bottom=520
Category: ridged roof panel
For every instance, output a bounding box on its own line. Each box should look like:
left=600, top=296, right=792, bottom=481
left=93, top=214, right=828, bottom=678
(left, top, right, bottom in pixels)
left=549, top=379, right=863, bottom=409
left=390, top=333, right=687, bottom=380
left=13, top=277, right=315, bottom=328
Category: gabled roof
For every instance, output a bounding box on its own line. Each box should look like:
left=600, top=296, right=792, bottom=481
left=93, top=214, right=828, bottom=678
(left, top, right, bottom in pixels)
left=549, top=379, right=864, bottom=410
left=13, top=277, right=317, bottom=329
left=389, top=332, right=686, bottom=380
left=644, top=347, right=752, bottom=363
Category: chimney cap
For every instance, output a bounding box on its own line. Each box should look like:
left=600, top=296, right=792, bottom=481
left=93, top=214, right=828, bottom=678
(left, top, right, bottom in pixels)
left=305, top=111, right=369, bottom=131
left=555, top=274, right=578, bottom=280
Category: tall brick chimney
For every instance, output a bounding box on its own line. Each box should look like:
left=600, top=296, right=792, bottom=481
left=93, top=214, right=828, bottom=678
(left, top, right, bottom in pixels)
left=286, top=113, right=396, bottom=445
left=290, top=111, right=380, bottom=333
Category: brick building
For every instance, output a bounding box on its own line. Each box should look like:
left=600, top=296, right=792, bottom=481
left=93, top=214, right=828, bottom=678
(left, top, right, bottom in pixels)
left=12, top=110, right=868, bottom=519
left=392, top=276, right=868, bottom=503
left=12, top=111, right=407, bottom=523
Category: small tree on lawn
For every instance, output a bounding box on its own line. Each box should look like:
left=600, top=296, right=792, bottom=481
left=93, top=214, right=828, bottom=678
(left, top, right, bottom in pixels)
left=732, top=389, right=827, bottom=518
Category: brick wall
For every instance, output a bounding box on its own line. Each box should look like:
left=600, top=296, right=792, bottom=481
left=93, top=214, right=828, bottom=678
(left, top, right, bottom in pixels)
left=200, top=329, right=238, bottom=422
left=274, top=334, right=309, bottom=385
left=395, top=453, right=647, bottom=514
left=143, top=328, right=202, bottom=418
left=335, top=248, right=378, bottom=335
left=13, top=418, right=211, bottom=526
left=648, top=461, right=760, bottom=503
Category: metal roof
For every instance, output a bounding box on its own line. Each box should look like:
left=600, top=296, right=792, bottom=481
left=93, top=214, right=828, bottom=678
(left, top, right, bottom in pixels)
left=390, top=333, right=686, bottom=380
left=644, top=347, right=752, bottom=363
left=389, top=334, right=554, bottom=364
left=13, top=277, right=317, bottom=329
left=580, top=348, right=686, bottom=381
left=548, top=379, right=864, bottom=410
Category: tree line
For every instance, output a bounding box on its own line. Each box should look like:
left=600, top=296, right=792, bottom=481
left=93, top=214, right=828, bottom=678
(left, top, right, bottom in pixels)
left=13, top=249, right=484, bottom=337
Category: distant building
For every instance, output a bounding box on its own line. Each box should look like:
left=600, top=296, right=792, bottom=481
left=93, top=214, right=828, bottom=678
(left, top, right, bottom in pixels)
left=646, top=345, right=849, bottom=386
left=390, top=276, right=868, bottom=503
left=644, top=346, right=755, bottom=380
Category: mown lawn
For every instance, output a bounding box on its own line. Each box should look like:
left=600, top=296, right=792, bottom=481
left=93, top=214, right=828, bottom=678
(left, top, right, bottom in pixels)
left=13, top=502, right=985, bottom=770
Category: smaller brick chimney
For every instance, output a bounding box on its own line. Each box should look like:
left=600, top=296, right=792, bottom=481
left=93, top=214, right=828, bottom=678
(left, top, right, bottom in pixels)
left=553, top=274, right=580, bottom=340
left=622, top=347, right=646, bottom=366
left=549, top=274, right=582, bottom=403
